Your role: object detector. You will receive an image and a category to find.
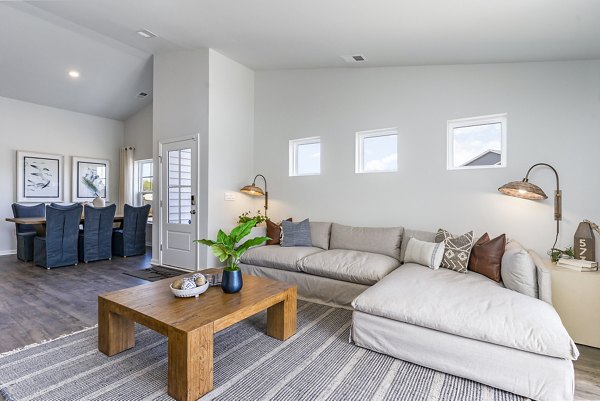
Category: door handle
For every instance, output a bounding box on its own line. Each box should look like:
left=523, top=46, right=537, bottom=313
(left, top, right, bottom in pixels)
left=190, top=210, right=196, bottom=215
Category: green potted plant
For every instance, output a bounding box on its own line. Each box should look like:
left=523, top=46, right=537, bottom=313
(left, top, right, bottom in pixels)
left=195, top=219, right=270, bottom=293
left=237, top=210, right=268, bottom=225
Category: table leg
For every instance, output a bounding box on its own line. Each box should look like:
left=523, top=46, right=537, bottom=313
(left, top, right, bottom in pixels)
left=267, top=287, right=297, bottom=340
left=168, top=324, right=214, bottom=401
left=98, top=297, right=135, bottom=356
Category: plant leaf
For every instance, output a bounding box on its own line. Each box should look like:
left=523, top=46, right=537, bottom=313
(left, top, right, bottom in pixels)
left=195, top=239, right=216, bottom=246
left=216, top=229, right=230, bottom=245
left=210, top=244, right=231, bottom=262
left=235, top=236, right=270, bottom=257
left=230, top=219, right=256, bottom=243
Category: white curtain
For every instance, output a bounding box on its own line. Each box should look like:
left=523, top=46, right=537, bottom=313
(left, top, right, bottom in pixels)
left=118, top=146, right=135, bottom=214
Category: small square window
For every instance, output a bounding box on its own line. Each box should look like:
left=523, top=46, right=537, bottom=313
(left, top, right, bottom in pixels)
left=289, top=137, right=320, bottom=176
left=447, top=114, right=507, bottom=170
left=355, top=128, right=398, bottom=173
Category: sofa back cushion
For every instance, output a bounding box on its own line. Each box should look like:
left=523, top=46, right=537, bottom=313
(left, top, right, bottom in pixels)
left=400, top=228, right=437, bottom=263
left=310, top=221, right=332, bottom=250
left=329, top=223, right=403, bottom=260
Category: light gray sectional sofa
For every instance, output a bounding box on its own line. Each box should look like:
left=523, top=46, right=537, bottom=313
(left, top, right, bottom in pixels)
left=239, top=222, right=578, bottom=401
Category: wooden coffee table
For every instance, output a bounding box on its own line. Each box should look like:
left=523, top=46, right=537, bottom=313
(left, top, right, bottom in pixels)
left=98, top=269, right=297, bottom=401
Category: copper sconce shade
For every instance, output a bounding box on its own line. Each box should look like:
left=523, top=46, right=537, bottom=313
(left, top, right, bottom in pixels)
left=240, top=184, right=264, bottom=197
left=498, top=180, right=547, bottom=200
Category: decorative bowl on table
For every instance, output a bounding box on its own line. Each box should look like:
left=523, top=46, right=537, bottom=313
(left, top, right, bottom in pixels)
left=170, top=274, right=210, bottom=298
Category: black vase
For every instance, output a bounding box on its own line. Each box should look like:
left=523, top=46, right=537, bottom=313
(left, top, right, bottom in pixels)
left=221, top=269, right=243, bottom=293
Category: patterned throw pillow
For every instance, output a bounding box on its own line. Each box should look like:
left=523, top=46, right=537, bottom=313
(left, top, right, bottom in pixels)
left=435, top=229, right=474, bottom=273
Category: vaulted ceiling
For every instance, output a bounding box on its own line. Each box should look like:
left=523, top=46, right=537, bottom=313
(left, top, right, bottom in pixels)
left=2, top=0, right=599, bottom=121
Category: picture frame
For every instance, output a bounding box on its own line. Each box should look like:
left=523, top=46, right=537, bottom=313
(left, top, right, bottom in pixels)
left=72, top=156, right=110, bottom=202
left=16, top=151, right=64, bottom=203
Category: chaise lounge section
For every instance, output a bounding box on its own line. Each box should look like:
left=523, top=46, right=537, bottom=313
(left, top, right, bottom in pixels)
left=240, top=221, right=578, bottom=401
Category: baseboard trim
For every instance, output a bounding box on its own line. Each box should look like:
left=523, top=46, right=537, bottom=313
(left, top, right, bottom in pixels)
left=151, top=258, right=159, bottom=266
left=0, top=250, right=17, bottom=256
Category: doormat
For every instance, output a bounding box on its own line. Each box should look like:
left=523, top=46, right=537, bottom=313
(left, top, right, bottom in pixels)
left=123, top=266, right=187, bottom=282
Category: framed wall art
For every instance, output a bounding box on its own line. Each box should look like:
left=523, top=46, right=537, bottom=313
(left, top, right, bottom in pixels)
left=72, top=156, right=110, bottom=202
left=16, top=151, right=64, bottom=203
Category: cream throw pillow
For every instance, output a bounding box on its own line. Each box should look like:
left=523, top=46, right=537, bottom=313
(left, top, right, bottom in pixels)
left=404, top=237, right=445, bottom=269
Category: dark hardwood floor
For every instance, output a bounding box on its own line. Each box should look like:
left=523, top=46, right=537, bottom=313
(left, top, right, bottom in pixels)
left=0, top=249, right=151, bottom=354
left=0, top=250, right=598, bottom=400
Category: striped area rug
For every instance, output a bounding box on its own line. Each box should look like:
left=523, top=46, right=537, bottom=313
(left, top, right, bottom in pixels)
left=0, top=302, right=525, bottom=401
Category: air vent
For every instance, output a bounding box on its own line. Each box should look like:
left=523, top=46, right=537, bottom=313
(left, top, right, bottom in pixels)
left=136, top=29, right=157, bottom=39
left=341, top=54, right=368, bottom=63
left=137, top=92, right=149, bottom=99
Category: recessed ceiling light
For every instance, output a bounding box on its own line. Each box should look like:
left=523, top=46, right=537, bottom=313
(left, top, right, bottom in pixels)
left=68, top=70, right=80, bottom=78
left=136, top=29, right=157, bottom=39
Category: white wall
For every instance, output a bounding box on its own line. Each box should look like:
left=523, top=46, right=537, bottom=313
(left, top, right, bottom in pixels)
left=124, top=103, right=154, bottom=247
left=207, top=49, right=256, bottom=266
left=151, top=49, right=257, bottom=268
left=0, top=96, right=123, bottom=253
left=152, top=49, right=210, bottom=265
left=254, top=60, right=600, bottom=258
left=124, top=103, right=153, bottom=160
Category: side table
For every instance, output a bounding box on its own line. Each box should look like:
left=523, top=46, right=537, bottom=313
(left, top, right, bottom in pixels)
left=545, top=260, right=600, bottom=348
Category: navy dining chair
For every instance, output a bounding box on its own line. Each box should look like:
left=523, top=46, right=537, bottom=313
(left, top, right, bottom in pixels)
left=34, top=204, right=82, bottom=269
left=11, top=203, right=45, bottom=262
left=79, top=204, right=116, bottom=263
left=112, top=204, right=150, bottom=257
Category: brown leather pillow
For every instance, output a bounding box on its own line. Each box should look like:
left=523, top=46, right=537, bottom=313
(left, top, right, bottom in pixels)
left=468, top=233, right=506, bottom=282
left=266, top=218, right=292, bottom=245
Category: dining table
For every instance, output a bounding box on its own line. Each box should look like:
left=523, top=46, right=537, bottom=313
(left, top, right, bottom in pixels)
left=5, top=215, right=124, bottom=236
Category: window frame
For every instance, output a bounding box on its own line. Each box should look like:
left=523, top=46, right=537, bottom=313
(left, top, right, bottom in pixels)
left=446, top=114, right=507, bottom=171
left=134, top=159, right=154, bottom=218
left=289, top=136, right=321, bottom=176
left=355, top=128, right=398, bottom=174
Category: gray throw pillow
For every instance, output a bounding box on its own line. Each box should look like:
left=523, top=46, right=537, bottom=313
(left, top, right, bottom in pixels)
left=281, top=219, right=313, bottom=247
left=435, top=228, right=474, bottom=273
left=501, top=241, right=538, bottom=299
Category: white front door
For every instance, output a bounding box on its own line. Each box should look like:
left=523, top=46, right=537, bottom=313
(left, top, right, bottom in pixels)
left=159, top=136, right=199, bottom=270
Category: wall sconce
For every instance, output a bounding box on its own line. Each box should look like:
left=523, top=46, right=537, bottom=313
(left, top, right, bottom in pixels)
left=498, top=163, right=562, bottom=250
left=240, top=174, right=268, bottom=218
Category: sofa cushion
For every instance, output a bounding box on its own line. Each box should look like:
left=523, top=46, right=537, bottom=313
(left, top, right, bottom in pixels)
left=298, top=249, right=400, bottom=285
left=330, top=223, right=403, bottom=260
left=281, top=219, right=312, bottom=247
left=501, top=241, right=538, bottom=298
left=240, top=245, right=323, bottom=272
left=404, top=237, right=444, bottom=269
left=310, top=221, right=332, bottom=250
left=400, top=228, right=437, bottom=263
left=352, top=263, right=578, bottom=360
